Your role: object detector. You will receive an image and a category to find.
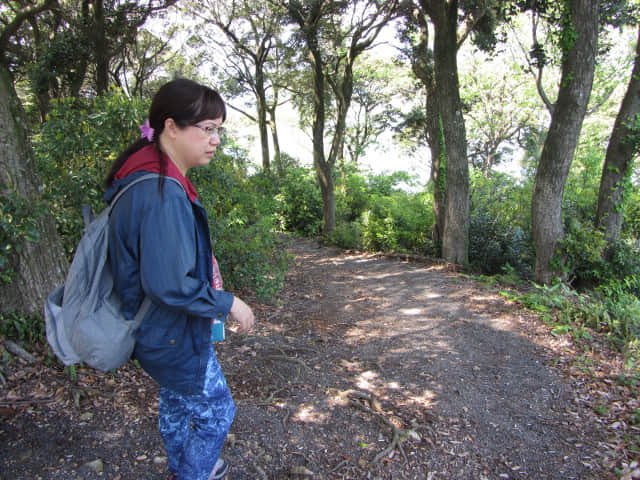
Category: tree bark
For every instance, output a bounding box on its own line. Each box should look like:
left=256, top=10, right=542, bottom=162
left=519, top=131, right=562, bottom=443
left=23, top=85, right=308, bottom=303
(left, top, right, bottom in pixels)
left=287, top=1, right=334, bottom=233
left=93, top=0, right=109, bottom=94
left=430, top=0, right=469, bottom=265
left=595, top=23, right=640, bottom=252
left=268, top=103, right=282, bottom=175
left=0, top=63, right=68, bottom=315
left=308, top=41, right=336, bottom=233
left=429, top=99, right=445, bottom=253
left=255, top=64, right=271, bottom=171
left=531, top=0, right=599, bottom=283
left=404, top=5, right=446, bottom=253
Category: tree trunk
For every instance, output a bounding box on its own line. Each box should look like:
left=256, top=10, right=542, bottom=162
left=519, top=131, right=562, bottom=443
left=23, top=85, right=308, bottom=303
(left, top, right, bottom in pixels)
left=269, top=107, right=284, bottom=175
left=307, top=39, right=335, bottom=233
left=303, top=10, right=335, bottom=233
left=0, top=64, right=68, bottom=315
left=316, top=167, right=336, bottom=234
left=94, top=0, right=109, bottom=94
left=531, top=0, right=599, bottom=284
left=432, top=0, right=469, bottom=265
left=328, top=60, right=353, bottom=172
left=428, top=96, right=445, bottom=252
left=595, top=23, right=640, bottom=252
left=255, top=65, right=271, bottom=171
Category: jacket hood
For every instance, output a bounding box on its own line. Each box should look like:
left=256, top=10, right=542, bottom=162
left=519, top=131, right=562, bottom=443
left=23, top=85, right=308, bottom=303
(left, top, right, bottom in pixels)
left=104, top=145, right=198, bottom=204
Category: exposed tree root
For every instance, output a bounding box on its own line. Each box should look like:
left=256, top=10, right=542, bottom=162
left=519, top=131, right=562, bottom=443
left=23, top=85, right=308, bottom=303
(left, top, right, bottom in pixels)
left=348, top=391, right=410, bottom=465
left=2, top=340, right=36, bottom=364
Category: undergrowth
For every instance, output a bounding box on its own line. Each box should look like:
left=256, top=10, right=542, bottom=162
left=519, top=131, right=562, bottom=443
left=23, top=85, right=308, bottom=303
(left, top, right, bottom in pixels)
left=507, top=274, right=640, bottom=367
left=0, top=312, right=46, bottom=346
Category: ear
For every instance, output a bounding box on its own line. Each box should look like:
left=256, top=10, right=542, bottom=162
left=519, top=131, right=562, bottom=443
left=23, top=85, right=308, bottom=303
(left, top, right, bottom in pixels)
left=163, top=118, right=179, bottom=138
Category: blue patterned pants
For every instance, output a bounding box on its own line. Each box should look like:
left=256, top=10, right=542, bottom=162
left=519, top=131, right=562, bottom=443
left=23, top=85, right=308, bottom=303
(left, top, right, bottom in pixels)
left=158, top=344, right=235, bottom=480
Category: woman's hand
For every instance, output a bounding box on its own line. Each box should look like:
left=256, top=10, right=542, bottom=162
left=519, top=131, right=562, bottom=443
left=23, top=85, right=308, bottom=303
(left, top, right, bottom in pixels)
left=229, top=297, right=255, bottom=333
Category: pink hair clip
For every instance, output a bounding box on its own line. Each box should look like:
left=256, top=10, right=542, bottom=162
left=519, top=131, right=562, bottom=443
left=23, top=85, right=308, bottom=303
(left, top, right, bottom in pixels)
left=140, top=119, right=154, bottom=142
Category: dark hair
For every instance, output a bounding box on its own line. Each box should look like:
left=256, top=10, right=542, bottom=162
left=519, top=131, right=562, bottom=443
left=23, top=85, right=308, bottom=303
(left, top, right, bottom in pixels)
left=106, top=78, right=226, bottom=186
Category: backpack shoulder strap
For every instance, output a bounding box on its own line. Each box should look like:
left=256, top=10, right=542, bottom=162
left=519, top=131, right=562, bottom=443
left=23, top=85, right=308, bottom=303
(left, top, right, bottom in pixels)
left=109, top=173, right=186, bottom=326
left=109, top=173, right=186, bottom=210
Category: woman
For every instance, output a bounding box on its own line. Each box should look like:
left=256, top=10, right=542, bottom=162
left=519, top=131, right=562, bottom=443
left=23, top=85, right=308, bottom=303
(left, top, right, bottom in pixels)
left=104, top=78, right=254, bottom=480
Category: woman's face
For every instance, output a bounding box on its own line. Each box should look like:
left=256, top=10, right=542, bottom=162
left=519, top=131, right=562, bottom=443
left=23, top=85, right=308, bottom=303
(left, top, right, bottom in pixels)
left=166, top=117, right=224, bottom=174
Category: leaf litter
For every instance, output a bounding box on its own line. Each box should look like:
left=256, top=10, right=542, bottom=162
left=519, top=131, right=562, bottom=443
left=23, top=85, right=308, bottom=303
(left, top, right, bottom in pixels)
left=1, top=236, right=638, bottom=479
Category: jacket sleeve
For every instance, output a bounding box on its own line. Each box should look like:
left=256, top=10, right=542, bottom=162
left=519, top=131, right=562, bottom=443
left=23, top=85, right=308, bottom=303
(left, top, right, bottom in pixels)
left=138, top=193, right=234, bottom=320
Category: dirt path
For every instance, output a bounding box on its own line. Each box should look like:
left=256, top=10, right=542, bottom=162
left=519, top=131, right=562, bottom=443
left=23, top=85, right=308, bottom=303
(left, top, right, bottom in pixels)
left=1, top=236, right=613, bottom=479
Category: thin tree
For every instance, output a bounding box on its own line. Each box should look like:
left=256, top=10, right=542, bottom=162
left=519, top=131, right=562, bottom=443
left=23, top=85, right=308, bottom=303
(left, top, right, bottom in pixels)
left=189, top=0, right=288, bottom=171
left=595, top=22, right=640, bottom=253
left=285, top=0, right=398, bottom=234
left=400, top=0, right=501, bottom=264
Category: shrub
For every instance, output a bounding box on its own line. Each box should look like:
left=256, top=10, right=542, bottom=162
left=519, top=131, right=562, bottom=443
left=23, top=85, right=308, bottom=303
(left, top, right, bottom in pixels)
left=623, top=187, right=640, bottom=241
left=331, top=168, right=433, bottom=253
left=517, top=275, right=640, bottom=357
left=558, top=219, right=640, bottom=288
left=469, top=211, right=534, bottom=277
left=0, top=312, right=45, bottom=345
left=360, top=190, right=433, bottom=254
left=595, top=275, right=640, bottom=351
left=0, top=191, right=44, bottom=284
left=190, top=147, right=290, bottom=299
left=273, top=167, right=323, bottom=236
left=329, top=221, right=364, bottom=250
left=33, top=92, right=147, bottom=258
left=468, top=170, right=534, bottom=277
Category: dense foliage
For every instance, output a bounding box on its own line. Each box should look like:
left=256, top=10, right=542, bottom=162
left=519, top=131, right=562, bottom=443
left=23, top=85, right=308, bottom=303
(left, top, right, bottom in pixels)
left=33, top=92, right=148, bottom=258
left=0, top=192, right=44, bottom=284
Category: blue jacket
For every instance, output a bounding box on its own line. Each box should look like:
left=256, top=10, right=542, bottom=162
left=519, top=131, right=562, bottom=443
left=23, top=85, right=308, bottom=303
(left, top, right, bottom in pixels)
left=105, top=171, right=234, bottom=394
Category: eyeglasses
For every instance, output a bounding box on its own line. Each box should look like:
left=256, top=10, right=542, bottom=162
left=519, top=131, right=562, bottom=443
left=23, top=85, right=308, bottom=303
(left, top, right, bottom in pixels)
left=193, top=124, right=225, bottom=139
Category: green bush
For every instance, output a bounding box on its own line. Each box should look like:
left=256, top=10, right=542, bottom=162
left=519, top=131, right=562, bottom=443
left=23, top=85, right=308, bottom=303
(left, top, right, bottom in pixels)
left=33, top=92, right=147, bottom=258
left=0, top=312, right=45, bottom=345
left=328, top=221, right=364, bottom=250
left=0, top=190, right=44, bottom=284
left=595, top=275, right=640, bottom=350
left=214, top=220, right=290, bottom=301
left=336, top=164, right=370, bottom=222
left=517, top=275, right=640, bottom=357
left=469, top=211, right=534, bottom=276
left=273, top=165, right=433, bottom=254
left=623, top=188, right=640, bottom=241
left=331, top=168, right=433, bottom=254
left=359, top=190, right=433, bottom=253
left=273, top=167, right=323, bottom=236
left=558, top=219, right=640, bottom=288
left=190, top=147, right=290, bottom=300
left=468, top=170, right=534, bottom=277
left=557, top=219, right=608, bottom=285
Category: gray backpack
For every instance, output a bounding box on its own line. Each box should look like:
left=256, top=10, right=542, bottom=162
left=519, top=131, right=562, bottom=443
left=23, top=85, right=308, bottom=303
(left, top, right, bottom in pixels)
left=44, top=173, right=180, bottom=372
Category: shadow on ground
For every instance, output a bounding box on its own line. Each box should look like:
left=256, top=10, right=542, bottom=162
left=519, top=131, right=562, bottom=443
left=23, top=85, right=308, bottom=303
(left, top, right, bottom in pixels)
left=0, top=236, right=608, bottom=480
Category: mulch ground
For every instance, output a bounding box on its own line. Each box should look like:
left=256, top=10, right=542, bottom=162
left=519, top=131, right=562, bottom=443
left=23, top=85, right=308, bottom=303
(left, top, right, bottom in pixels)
left=1, top=235, right=638, bottom=479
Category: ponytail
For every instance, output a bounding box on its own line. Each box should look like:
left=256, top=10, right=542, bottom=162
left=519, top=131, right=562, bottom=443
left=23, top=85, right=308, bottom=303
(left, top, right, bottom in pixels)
left=105, top=138, right=150, bottom=187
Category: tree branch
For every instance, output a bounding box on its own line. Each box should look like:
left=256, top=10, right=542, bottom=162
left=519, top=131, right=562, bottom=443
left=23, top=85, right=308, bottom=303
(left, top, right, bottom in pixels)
left=457, top=0, right=491, bottom=49
left=0, top=0, right=57, bottom=54
left=226, top=102, right=257, bottom=123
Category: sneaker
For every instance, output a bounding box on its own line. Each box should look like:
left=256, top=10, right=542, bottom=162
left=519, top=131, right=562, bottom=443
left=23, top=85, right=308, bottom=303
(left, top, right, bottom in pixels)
left=209, top=457, right=229, bottom=480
